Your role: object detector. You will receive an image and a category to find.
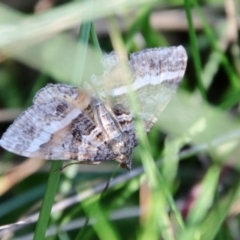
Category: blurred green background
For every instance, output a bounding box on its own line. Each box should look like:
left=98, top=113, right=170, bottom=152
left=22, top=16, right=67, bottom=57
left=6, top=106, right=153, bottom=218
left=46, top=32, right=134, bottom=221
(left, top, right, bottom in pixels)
left=0, top=0, right=240, bottom=239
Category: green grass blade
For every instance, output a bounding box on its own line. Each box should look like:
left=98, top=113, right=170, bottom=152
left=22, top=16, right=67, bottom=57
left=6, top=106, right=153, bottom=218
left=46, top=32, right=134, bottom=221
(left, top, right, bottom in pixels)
left=90, top=22, right=102, bottom=56
left=200, top=181, right=240, bottom=240
left=184, top=0, right=206, bottom=100
left=192, top=0, right=240, bottom=91
left=33, top=161, right=62, bottom=240
left=33, top=13, right=92, bottom=238
left=72, top=18, right=92, bottom=85
left=186, top=165, right=220, bottom=225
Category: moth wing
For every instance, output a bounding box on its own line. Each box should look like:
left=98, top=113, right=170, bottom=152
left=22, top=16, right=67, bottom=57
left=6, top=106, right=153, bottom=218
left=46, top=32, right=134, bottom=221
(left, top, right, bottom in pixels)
left=89, top=46, right=187, bottom=132
left=0, top=97, right=115, bottom=163
left=129, top=46, right=187, bottom=131
left=33, top=83, right=79, bottom=105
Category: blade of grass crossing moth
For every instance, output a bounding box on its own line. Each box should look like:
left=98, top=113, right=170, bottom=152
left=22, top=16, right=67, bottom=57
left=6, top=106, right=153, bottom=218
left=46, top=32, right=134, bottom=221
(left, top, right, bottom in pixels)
left=108, top=15, right=158, bottom=187
left=108, top=16, right=185, bottom=239
left=33, top=14, right=92, bottom=239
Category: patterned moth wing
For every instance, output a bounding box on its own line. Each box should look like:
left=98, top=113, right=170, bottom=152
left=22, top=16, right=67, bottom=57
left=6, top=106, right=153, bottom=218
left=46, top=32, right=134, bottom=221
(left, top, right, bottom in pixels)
left=88, top=46, right=188, bottom=132
left=0, top=84, right=134, bottom=169
left=0, top=46, right=187, bottom=170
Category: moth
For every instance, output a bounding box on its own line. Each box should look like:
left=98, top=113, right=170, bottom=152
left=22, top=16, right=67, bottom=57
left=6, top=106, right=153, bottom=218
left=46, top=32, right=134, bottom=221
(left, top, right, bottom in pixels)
left=0, top=46, right=187, bottom=170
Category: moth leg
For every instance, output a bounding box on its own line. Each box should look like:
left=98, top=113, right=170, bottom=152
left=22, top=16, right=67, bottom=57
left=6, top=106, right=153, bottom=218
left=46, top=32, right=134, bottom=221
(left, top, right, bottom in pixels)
left=55, top=160, right=101, bottom=172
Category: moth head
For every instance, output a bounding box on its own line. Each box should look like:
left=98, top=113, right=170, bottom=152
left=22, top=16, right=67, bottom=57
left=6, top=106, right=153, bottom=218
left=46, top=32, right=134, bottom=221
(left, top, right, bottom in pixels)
left=119, top=157, right=132, bottom=171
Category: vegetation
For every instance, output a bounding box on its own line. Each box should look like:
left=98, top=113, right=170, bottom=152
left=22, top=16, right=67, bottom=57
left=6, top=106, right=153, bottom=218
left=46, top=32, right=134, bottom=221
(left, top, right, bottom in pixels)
left=0, top=0, right=240, bottom=239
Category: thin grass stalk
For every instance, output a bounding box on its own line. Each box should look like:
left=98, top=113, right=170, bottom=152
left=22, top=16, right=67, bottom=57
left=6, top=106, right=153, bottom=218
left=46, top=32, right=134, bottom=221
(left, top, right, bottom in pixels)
left=184, top=0, right=206, bottom=100
left=33, top=161, right=63, bottom=240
